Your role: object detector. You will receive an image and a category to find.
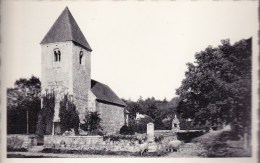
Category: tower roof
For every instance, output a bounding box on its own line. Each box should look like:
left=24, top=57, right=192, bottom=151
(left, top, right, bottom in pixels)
left=40, top=7, right=92, bottom=51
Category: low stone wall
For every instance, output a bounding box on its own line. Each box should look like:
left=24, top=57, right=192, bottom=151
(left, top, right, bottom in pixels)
left=44, top=131, right=178, bottom=152
left=44, top=135, right=141, bottom=152
left=7, top=134, right=38, bottom=150
left=154, top=130, right=177, bottom=143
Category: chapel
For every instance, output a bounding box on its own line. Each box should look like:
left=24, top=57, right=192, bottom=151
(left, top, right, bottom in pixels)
left=40, top=7, right=127, bottom=134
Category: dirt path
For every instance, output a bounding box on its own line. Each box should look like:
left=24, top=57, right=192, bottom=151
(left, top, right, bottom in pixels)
left=166, top=131, right=222, bottom=157
left=165, top=142, right=206, bottom=157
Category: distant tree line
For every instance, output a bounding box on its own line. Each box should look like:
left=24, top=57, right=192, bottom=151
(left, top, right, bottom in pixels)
left=122, top=97, right=180, bottom=131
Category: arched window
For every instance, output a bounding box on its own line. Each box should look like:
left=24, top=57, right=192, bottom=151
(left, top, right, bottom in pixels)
left=54, top=51, right=58, bottom=62
left=54, top=49, right=61, bottom=62
left=79, top=51, right=84, bottom=65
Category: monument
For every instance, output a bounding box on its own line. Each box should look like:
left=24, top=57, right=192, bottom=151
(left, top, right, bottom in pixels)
left=147, top=123, right=157, bottom=152
left=172, top=115, right=180, bottom=131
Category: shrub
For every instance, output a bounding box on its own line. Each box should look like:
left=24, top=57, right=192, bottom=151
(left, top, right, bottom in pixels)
left=7, top=136, right=27, bottom=152
left=36, top=92, right=55, bottom=136
left=103, top=134, right=147, bottom=143
left=59, top=94, right=80, bottom=135
left=80, top=111, right=103, bottom=135
left=120, top=125, right=134, bottom=135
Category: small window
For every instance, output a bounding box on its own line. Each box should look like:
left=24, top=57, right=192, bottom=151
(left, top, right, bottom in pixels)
left=79, top=51, right=84, bottom=65
left=54, top=49, right=61, bottom=62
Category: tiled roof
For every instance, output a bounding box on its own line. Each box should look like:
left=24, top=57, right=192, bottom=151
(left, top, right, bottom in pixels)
left=41, top=7, right=92, bottom=51
left=91, top=80, right=126, bottom=107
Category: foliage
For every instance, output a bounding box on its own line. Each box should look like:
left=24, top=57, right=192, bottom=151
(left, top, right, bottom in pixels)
left=176, top=38, right=252, bottom=135
left=80, top=111, right=103, bottom=135
left=122, top=97, right=180, bottom=131
left=103, top=134, right=147, bottom=142
left=7, top=136, right=27, bottom=152
left=134, top=115, right=154, bottom=134
left=59, top=94, right=80, bottom=134
left=120, top=125, right=134, bottom=135
left=7, top=76, right=41, bottom=134
left=36, top=92, right=55, bottom=136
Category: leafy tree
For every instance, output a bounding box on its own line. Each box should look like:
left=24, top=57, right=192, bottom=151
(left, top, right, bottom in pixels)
left=7, top=76, right=41, bottom=134
left=176, top=38, right=252, bottom=135
left=80, top=111, right=103, bottom=135
left=59, top=94, right=80, bottom=134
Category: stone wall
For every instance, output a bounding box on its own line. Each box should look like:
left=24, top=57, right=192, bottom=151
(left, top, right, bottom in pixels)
left=41, top=41, right=74, bottom=122
left=154, top=130, right=177, bottom=144
left=96, top=102, right=125, bottom=134
left=87, top=90, right=96, bottom=112
left=72, top=43, right=91, bottom=122
left=41, top=41, right=91, bottom=124
left=44, top=135, right=141, bottom=152
left=43, top=131, right=177, bottom=153
left=7, top=135, right=38, bottom=149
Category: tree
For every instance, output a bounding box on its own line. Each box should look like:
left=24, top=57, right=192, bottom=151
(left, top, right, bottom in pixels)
left=176, top=38, right=252, bottom=135
left=36, top=92, right=55, bottom=136
left=7, top=76, right=41, bottom=134
left=80, top=111, right=103, bottom=135
left=59, top=94, right=80, bottom=134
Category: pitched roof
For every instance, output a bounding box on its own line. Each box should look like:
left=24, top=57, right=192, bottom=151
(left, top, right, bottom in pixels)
left=91, top=80, right=126, bottom=107
left=40, top=7, right=92, bottom=51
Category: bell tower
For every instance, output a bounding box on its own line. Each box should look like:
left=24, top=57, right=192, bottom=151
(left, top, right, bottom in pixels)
left=40, top=7, right=92, bottom=134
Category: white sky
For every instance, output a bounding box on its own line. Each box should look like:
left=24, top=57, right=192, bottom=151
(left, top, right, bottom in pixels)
left=1, top=1, right=258, bottom=101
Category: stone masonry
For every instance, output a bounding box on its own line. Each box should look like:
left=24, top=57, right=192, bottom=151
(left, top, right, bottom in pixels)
left=41, top=41, right=90, bottom=124
left=40, top=7, right=126, bottom=135
left=96, top=102, right=125, bottom=134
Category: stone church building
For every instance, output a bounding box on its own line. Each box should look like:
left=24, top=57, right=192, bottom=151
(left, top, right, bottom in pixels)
left=40, top=7, right=127, bottom=134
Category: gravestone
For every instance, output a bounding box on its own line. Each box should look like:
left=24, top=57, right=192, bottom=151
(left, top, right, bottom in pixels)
left=147, top=123, right=154, bottom=142
left=147, top=123, right=157, bottom=152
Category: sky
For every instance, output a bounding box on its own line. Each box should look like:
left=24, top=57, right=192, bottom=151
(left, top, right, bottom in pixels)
left=1, top=0, right=258, bottom=101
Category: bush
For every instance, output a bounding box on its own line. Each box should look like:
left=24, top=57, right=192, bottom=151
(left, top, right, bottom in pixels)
left=120, top=125, right=134, bottom=135
left=36, top=92, right=55, bottom=136
left=80, top=111, right=103, bottom=135
left=103, top=134, right=147, bottom=143
left=7, top=136, right=28, bottom=152
left=59, top=94, right=80, bottom=135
